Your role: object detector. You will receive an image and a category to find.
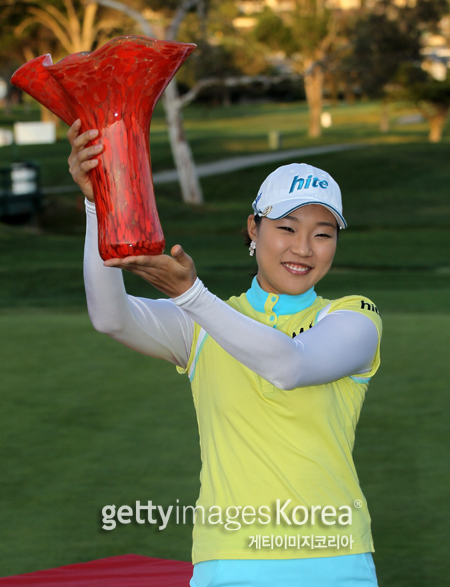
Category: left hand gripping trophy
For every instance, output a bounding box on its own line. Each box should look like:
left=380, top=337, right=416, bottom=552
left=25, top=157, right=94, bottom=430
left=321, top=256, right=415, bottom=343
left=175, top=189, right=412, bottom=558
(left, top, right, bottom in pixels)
left=11, top=36, right=196, bottom=259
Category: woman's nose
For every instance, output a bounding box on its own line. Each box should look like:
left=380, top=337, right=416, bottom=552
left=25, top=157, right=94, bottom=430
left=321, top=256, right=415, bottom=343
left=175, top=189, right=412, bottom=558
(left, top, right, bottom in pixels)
left=290, top=235, right=313, bottom=257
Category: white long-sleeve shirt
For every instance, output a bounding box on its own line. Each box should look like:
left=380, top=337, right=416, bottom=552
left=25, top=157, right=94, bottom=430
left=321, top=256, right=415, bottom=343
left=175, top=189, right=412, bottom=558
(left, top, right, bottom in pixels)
left=84, top=200, right=379, bottom=389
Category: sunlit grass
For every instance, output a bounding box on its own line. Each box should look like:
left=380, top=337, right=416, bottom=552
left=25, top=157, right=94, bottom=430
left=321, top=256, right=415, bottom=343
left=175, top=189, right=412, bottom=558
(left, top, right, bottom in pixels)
left=1, top=101, right=448, bottom=185
left=0, top=101, right=449, bottom=585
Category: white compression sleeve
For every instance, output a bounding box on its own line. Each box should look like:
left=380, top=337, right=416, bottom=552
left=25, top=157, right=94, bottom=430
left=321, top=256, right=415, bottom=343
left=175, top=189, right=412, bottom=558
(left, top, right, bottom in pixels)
left=83, top=199, right=194, bottom=367
left=173, top=278, right=379, bottom=390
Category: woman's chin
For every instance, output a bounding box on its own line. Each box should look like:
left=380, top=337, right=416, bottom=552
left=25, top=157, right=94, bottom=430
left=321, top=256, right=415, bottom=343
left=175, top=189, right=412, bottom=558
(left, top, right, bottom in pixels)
left=275, top=281, right=314, bottom=296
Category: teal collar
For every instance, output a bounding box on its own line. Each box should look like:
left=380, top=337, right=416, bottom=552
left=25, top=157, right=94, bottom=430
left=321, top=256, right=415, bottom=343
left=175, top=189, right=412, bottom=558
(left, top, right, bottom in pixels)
left=246, top=276, right=317, bottom=316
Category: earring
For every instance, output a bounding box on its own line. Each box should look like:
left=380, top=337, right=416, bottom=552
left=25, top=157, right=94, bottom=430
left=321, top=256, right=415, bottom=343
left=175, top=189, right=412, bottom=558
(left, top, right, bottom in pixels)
left=249, top=240, right=256, bottom=256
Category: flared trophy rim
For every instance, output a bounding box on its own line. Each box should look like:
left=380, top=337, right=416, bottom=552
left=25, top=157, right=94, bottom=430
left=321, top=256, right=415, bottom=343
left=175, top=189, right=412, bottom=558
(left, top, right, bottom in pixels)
left=50, top=35, right=197, bottom=69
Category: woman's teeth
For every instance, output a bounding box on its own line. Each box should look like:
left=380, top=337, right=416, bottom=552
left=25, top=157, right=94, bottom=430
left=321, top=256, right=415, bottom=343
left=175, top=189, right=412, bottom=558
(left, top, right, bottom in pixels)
left=282, top=263, right=311, bottom=273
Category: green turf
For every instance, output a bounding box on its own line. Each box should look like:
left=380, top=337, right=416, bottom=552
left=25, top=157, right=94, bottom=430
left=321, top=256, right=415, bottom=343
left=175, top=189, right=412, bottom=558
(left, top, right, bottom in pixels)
left=0, top=102, right=449, bottom=584
left=355, top=314, right=450, bottom=587
left=0, top=310, right=199, bottom=570
left=1, top=310, right=448, bottom=586
left=1, top=142, right=449, bottom=312
left=1, top=100, right=449, bottom=192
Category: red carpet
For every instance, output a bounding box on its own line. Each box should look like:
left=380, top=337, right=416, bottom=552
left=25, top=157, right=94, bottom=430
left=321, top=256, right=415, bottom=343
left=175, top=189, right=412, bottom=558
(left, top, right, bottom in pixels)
left=0, top=555, right=193, bottom=586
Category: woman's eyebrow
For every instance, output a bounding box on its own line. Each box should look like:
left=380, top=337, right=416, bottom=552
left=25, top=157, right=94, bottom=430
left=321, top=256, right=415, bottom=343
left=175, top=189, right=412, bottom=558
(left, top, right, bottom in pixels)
left=282, top=216, right=335, bottom=228
left=316, top=221, right=336, bottom=228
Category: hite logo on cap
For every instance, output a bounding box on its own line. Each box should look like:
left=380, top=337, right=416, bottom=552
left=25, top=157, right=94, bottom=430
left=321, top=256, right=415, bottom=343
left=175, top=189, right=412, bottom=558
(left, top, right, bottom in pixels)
left=252, top=163, right=347, bottom=228
left=289, top=175, right=329, bottom=193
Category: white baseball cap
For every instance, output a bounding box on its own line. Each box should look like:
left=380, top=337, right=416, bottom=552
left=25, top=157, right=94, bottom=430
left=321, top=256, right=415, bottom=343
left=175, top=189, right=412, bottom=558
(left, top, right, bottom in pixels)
left=252, top=163, right=347, bottom=229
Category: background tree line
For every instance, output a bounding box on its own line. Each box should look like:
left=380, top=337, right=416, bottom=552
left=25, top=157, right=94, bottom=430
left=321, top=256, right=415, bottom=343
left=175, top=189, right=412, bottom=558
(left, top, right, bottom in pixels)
left=1, top=0, right=450, bottom=205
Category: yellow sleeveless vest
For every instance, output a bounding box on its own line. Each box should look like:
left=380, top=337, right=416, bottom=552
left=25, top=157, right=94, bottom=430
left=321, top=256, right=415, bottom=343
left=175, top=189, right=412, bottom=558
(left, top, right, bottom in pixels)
left=177, top=290, right=382, bottom=564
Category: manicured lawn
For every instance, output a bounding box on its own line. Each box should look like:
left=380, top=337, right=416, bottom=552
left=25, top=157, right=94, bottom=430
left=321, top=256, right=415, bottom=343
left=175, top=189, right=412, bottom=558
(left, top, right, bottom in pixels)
left=0, top=102, right=449, bottom=585
left=1, top=309, right=448, bottom=587
left=1, top=100, right=449, bottom=191
left=355, top=314, right=450, bottom=587
left=0, top=310, right=199, bottom=571
left=1, top=142, right=449, bottom=312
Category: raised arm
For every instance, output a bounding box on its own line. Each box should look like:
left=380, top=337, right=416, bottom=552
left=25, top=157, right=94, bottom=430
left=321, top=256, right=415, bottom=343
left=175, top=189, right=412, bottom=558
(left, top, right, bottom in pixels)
left=84, top=200, right=194, bottom=367
left=102, top=237, right=379, bottom=389
left=172, top=279, right=379, bottom=389
left=67, top=120, right=194, bottom=368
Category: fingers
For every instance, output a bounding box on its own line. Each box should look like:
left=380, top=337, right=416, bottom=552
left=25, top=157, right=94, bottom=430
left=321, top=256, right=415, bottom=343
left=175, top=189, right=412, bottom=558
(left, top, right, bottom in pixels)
left=73, top=128, right=99, bottom=151
left=103, top=255, right=174, bottom=282
left=66, top=119, right=81, bottom=145
left=76, top=143, right=103, bottom=167
left=171, top=245, right=193, bottom=268
left=103, top=255, right=163, bottom=269
left=67, top=120, right=101, bottom=166
left=106, top=251, right=193, bottom=273
left=77, top=158, right=99, bottom=175
left=103, top=256, right=167, bottom=287
left=67, top=119, right=99, bottom=149
left=67, top=120, right=103, bottom=202
left=103, top=252, right=197, bottom=298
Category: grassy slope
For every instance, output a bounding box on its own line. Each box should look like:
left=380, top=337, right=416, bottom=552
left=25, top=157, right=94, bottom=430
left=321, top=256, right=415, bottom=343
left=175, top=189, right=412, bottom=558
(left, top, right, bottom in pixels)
left=1, top=311, right=448, bottom=587
left=1, top=100, right=449, bottom=187
left=2, top=142, right=449, bottom=312
left=0, top=102, right=449, bottom=584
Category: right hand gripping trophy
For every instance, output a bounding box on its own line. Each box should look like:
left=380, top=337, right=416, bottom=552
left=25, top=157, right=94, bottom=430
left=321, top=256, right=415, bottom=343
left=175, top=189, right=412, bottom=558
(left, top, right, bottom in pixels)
left=11, top=36, right=196, bottom=260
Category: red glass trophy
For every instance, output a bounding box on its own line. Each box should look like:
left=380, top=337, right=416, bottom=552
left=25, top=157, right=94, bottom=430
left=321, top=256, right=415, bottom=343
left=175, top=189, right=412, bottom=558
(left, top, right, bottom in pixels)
left=11, top=36, right=196, bottom=259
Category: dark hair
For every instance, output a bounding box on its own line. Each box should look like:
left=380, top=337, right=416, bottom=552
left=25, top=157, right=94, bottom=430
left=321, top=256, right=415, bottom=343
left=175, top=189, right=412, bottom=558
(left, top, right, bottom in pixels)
left=242, top=214, right=339, bottom=248
left=242, top=213, right=262, bottom=247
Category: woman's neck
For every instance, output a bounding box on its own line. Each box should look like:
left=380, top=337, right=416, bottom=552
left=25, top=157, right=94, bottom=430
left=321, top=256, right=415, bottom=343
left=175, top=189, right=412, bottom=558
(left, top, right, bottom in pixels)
left=246, top=276, right=317, bottom=316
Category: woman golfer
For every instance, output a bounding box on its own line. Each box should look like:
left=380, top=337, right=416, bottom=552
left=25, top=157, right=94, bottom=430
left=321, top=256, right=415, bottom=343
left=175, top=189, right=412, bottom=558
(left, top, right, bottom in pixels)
left=68, top=120, right=382, bottom=587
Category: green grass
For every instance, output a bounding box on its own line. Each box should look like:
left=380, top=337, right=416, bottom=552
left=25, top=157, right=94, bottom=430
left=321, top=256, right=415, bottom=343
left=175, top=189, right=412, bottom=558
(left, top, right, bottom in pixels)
left=1, top=100, right=449, bottom=192
left=0, top=311, right=199, bottom=571
left=1, top=142, right=449, bottom=312
left=1, top=310, right=448, bottom=586
left=355, top=314, right=450, bottom=587
left=0, top=101, right=449, bottom=584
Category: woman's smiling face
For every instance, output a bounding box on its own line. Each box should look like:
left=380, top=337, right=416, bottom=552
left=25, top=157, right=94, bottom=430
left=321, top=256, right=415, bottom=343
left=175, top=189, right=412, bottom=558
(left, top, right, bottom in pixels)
left=247, top=204, right=338, bottom=296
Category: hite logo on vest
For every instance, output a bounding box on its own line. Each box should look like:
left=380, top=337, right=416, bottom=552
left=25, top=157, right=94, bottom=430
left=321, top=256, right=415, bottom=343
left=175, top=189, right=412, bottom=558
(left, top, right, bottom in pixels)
left=361, top=300, right=380, bottom=315
left=292, top=322, right=314, bottom=338
left=289, top=175, right=329, bottom=193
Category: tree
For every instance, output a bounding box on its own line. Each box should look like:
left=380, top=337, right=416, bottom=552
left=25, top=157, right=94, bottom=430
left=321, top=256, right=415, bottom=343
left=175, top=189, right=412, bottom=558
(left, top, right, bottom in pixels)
left=16, top=1, right=109, bottom=53
left=347, top=0, right=449, bottom=134
left=2, top=0, right=126, bottom=120
left=95, top=0, right=204, bottom=205
left=347, top=9, right=417, bottom=132
left=254, top=0, right=340, bottom=138
left=5, top=0, right=205, bottom=204
left=401, top=69, right=450, bottom=142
